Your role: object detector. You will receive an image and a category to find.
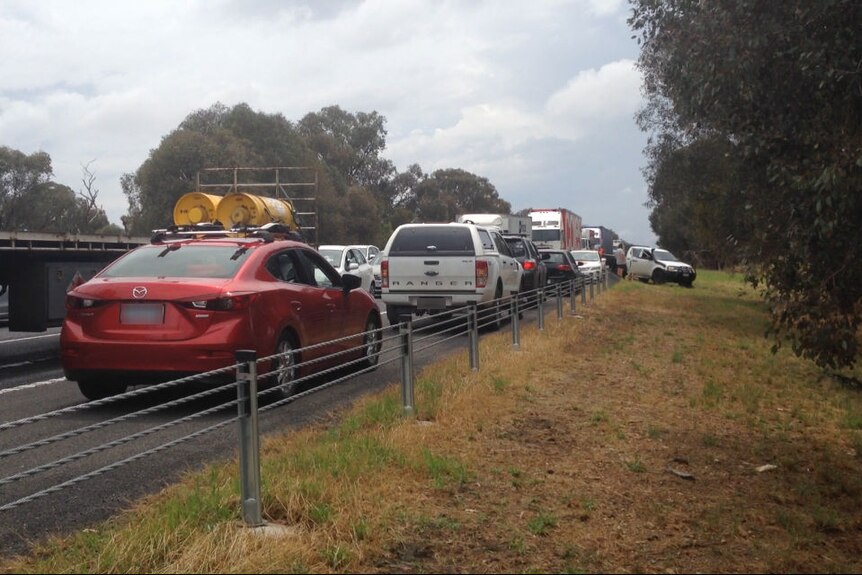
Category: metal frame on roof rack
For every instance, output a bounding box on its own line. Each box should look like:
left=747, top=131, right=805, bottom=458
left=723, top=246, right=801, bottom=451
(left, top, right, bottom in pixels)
left=194, top=167, right=319, bottom=246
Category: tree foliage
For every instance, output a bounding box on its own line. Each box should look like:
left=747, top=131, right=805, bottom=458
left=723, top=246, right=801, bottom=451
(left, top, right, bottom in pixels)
left=647, top=136, right=755, bottom=269
left=298, top=105, right=395, bottom=190
left=120, top=102, right=517, bottom=247
left=3, top=102, right=525, bottom=265
left=0, top=147, right=117, bottom=234
left=406, top=168, right=512, bottom=223
left=630, top=0, right=862, bottom=369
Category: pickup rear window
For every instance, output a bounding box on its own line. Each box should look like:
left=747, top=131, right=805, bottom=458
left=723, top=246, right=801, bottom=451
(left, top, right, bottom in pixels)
left=389, top=226, right=476, bottom=256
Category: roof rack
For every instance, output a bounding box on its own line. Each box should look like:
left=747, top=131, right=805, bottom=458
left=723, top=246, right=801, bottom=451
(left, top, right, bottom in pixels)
left=150, top=223, right=303, bottom=245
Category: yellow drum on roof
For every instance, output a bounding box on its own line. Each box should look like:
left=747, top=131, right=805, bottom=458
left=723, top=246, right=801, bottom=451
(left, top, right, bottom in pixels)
left=214, top=192, right=298, bottom=229
left=173, top=193, right=222, bottom=226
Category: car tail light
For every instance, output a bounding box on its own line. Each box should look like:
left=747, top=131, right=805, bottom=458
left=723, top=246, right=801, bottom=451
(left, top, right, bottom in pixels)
left=381, top=260, right=389, bottom=288
left=555, top=264, right=572, bottom=272
left=475, top=260, right=489, bottom=288
left=183, top=292, right=259, bottom=311
left=522, top=259, right=536, bottom=271
left=65, top=295, right=105, bottom=310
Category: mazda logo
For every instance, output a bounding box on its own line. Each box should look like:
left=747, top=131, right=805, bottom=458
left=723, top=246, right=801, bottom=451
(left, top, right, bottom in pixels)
left=132, top=286, right=148, bottom=299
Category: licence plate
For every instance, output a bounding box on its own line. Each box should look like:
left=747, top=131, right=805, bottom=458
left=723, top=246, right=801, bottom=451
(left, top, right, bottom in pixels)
left=416, top=297, right=447, bottom=310
left=120, top=303, right=165, bottom=325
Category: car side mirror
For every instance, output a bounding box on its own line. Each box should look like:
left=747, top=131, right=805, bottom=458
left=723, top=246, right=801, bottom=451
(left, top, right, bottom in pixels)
left=347, top=262, right=360, bottom=271
left=342, top=273, right=362, bottom=292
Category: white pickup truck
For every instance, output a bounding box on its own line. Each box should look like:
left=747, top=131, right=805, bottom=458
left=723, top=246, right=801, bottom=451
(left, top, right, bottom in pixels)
left=380, top=222, right=522, bottom=329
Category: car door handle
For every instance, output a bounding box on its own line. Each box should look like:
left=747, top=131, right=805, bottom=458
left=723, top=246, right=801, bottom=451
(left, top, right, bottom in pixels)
left=291, top=300, right=302, bottom=311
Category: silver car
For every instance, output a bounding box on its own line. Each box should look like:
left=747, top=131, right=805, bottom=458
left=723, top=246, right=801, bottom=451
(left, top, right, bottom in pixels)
left=569, top=249, right=604, bottom=284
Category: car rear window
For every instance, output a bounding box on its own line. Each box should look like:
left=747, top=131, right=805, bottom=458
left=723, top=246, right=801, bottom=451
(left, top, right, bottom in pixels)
left=542, top=252, right=567, bottom=264
left=389, top=226, right=476, bottom=256
left=505, top=238, right=527, bottom=258
left=101, top=244, right=249, bottom=278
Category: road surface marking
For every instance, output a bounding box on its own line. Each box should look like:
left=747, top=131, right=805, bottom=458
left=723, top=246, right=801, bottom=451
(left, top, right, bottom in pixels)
left=0, top=333, right=60, bottom=344
left=0, top=377, right=66, bottom=396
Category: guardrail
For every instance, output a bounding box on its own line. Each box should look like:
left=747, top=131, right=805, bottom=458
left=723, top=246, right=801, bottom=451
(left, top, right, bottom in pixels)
left=0, top=270, right=612, bottom=525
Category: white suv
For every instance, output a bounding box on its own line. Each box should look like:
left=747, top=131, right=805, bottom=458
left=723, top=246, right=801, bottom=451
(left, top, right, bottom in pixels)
left=380, top=223, right=522, bottom=328
left=626, top=246, right=696, bottom=287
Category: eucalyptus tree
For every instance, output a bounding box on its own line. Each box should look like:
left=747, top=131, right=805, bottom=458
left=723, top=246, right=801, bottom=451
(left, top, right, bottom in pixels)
left=630, top=0, right=862, bottom=369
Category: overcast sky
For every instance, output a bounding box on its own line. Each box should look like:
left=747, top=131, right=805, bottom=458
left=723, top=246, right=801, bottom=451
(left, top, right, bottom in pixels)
left=0, top=0, right=658, bottom=246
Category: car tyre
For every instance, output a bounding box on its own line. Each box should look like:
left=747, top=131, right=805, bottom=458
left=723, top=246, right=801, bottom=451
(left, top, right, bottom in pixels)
left=486, top=283, right=505, bottom=331
left=272, top=333, right=299, bottom=399
left=77, top=378, right=127, bottom=401
left=386, top=305, right=409, bottom=331
left=652, top=269, right=666, bottom=285
left=361, top=314, right=382, bottom=369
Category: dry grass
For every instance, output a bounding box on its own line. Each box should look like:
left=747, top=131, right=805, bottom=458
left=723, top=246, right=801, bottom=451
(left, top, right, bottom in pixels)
left=3, top=270, right=862, bottom=573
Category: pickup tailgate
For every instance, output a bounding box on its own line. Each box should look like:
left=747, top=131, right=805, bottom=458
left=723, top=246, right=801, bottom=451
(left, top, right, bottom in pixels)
left=384, top=224, right=480, bottom=308
left=387, top=255, right=478, bottom=294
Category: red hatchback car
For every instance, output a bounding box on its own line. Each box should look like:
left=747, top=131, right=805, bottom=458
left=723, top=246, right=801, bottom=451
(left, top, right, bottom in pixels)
left=61, top=232, right=383, bottom=400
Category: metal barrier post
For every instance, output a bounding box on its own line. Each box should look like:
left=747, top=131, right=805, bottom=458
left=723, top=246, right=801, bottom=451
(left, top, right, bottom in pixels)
left=581, top=277, right=587, bottom=305
left=589, top=277, right=595, bottom=302
left=511, top=296, right=520, bottom=349
left=236, top=349, right=263, bottom=527
left=605, top=269, right=610, bottom=291
left=537, top=288, right=545, bottom=331
left=468, top=303, right=480, bottom=370
left=570, top=278, right=577, bottom=315
left=399, top=318, right=415, bottom=415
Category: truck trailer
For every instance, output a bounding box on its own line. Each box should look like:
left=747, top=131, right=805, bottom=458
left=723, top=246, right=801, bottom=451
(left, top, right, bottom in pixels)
left=582, top=226, right=615, bottom=256
left=528, top=208, right=582, bottom=251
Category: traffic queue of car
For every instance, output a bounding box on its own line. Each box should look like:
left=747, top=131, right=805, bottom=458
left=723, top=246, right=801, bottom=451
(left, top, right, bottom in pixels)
left=60, top=214, right=694, bottom=402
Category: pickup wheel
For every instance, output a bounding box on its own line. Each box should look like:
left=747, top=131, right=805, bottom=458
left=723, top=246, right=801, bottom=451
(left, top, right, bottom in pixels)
left=486, top=283, right=504, bottom=331
left=652, top=269, right=667, bottom=285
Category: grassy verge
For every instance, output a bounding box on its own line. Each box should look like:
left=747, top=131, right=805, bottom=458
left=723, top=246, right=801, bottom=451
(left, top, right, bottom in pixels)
left=3, top=270, right=862, bottom=573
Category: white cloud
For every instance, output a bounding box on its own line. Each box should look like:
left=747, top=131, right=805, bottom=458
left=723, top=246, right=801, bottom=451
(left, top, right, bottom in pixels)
left=545, top=59, right=643, bottom=138
left=0, top=0, right=657, bottom=246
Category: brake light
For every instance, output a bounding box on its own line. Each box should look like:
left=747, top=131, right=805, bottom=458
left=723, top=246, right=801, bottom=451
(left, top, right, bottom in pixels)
left=65, top=295, right=103, bottom=310
left=184, top=293, right=259, bottom=311
left=475, top=260, right=489, bottom=288
left=556, top=264, right=572, bottom=272
left=522, top=260, right=536, bottom=271
left=381, top=260, right=389, bottom=288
